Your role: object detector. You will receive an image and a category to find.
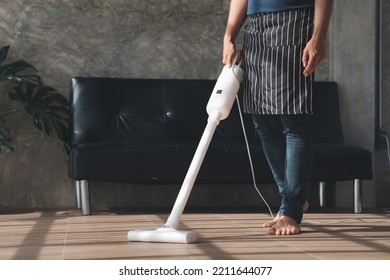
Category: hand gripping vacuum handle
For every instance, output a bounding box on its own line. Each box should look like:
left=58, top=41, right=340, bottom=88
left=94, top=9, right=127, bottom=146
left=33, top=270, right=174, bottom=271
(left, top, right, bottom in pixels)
left=206, top=56, right=244, bottom=121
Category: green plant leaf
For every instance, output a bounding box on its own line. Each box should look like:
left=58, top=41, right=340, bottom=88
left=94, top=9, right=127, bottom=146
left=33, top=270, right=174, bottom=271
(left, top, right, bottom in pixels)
left=0, top=60, right=38, bottom=75
left=0, top=45, right=41, bottom=86
left=0, top=45, right=69, bottom=158
left=0, top=74, right=41, bottom=85
left=0, top=116, right=15, bottom=155
left=0, top=46, right=10, bottom=66
left=9, top=84, right=69, bottom=146
left=8, top=85, right=28, bottom=102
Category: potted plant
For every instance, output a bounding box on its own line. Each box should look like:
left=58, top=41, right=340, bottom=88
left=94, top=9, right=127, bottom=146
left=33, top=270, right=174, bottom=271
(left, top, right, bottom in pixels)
left=0, top=45, right=69, bottom=157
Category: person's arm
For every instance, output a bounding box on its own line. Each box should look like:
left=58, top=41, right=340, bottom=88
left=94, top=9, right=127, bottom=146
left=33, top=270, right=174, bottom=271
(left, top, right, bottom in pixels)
left=302, top=0, right=333, bottom=77
left=223, top=0, right=248, bottom=67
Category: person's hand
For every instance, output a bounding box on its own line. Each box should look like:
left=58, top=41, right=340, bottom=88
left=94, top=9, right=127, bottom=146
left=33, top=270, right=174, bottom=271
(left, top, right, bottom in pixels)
left=302, top=38, right=325, bottom=77
left=223, top=41, right=242, bottom=68
left=223, top=40, right=236, bottom=68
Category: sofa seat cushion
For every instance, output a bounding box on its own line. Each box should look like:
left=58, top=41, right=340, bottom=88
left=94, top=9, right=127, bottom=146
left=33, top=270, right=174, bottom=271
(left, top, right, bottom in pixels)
left=311, top=143, right=373, bottom=181
left=69, top=141, right=372, bottom=184
left=68, top=140, right=275, bottom=184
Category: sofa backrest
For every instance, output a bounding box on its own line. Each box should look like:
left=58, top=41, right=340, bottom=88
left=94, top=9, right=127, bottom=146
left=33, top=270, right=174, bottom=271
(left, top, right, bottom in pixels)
left=312, top=81, right=344, bottom=144
left=70, top=77, right=256, bottom=146
left=70, top=77, right=344, bottom=146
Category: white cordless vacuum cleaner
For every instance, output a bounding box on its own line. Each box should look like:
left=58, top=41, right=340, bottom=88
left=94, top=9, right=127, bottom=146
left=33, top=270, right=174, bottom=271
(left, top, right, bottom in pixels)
left=127, top=57, right=244, bottom=243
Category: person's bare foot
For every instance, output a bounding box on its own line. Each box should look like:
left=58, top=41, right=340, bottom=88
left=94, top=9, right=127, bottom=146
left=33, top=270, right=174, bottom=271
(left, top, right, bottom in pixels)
left=267, top=215, right=301, bottom=235
left=263, top=201, right=309, bottom=228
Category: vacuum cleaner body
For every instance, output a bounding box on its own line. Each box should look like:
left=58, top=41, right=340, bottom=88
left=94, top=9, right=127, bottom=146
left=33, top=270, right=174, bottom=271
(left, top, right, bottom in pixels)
left=207, top=61, right=244, bottom=121
left=127, top=59, right=243, bottom=244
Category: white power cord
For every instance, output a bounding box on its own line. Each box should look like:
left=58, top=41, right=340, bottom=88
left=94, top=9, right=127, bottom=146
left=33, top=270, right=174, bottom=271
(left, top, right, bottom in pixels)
left=235, top=95, right=275, bottom=219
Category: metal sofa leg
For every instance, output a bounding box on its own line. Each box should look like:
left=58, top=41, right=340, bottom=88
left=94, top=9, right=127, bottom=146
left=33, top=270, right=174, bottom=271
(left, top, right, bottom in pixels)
left=354, top=179, right=362, bottom=214
left=80, top=180, right=91, bottom=215
left=75, top=181, right=82, bottom=209
left=319, top=182, right=326, bottom=207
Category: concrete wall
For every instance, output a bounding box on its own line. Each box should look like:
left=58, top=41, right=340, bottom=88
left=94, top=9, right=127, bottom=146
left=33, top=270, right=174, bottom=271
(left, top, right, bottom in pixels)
left=0, top=0, right=386, bottom=210
left=326, top=0, right=377, bottom=208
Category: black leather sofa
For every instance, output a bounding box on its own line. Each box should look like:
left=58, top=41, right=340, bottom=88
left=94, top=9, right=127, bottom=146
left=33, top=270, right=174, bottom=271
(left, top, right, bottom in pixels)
left=68, top=78, right=373, bottom=215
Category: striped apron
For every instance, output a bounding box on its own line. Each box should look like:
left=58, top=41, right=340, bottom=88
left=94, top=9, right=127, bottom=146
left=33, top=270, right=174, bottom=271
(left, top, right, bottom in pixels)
left=242, top=7, right=314, bottom=115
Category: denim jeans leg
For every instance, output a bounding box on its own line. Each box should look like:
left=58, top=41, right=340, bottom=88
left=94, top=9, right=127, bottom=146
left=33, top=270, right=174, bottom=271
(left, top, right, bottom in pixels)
left=252, top=114, right=313, bottom=224
left=279, top=115, right=313, bottom=224
left=252, top=115, right=286, bottom=196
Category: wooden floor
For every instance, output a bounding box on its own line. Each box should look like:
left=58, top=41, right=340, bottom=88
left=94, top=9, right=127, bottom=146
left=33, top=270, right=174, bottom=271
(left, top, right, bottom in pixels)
left=1, top=209, right=390, bottom=260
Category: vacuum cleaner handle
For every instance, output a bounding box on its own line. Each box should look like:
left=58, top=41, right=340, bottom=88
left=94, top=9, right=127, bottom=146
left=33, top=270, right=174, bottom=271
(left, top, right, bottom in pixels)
left=206, top=57, right=244, bottom=121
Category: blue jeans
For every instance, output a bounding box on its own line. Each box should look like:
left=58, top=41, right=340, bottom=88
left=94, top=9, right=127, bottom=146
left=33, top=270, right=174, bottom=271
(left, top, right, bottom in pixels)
left=252, top=114, right=313, bottom=224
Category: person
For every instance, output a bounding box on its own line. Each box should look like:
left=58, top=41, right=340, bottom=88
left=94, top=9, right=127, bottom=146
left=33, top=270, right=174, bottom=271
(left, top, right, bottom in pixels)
left=223, top=0, right=333, bottom=235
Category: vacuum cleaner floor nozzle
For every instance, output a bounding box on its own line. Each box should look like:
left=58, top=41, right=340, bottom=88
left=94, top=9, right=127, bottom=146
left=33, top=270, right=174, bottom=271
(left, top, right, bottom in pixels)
left=127, top=228, right=197, bottom=244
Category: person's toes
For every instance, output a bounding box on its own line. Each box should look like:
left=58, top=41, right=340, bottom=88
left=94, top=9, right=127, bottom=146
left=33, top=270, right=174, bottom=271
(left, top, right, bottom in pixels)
left=267, top=216, right=300, bottom=236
